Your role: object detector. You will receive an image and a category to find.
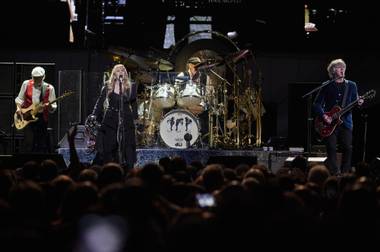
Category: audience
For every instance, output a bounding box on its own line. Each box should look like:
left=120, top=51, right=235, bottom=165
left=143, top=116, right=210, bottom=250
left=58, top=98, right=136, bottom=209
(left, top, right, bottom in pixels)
left=0, top=126, right=379, bottom=249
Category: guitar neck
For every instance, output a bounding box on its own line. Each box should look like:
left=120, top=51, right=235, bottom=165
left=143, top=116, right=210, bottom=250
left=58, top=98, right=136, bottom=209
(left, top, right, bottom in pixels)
left=46, top=92, right=73, bottom=106
left=337, top=99, right=358, bottom=117
left=330, top=89, right=375, bottom=120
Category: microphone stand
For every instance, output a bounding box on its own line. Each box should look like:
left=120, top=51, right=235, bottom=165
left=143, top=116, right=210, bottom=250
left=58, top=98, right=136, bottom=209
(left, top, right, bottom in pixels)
left=302, top=76, right=340, bottom=152
left=362, top=112, right=368, bottom=162
left=117, top=77, right=124, bottom=165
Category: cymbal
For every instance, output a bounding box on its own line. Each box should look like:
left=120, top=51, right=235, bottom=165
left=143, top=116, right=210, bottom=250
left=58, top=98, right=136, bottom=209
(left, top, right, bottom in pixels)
left=108, top=46, right=133, bottom=58
left=145, top=58, right=174, bottom=71
left=108, top=46, right=151, bottom=70
left=122, top=58, right=140, bottom=69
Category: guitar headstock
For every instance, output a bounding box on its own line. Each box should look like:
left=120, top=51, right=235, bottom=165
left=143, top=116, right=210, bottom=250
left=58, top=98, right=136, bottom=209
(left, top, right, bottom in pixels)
left=61, top=90, right=75, bottom=97
left=362, top=89, right=376, bottom=100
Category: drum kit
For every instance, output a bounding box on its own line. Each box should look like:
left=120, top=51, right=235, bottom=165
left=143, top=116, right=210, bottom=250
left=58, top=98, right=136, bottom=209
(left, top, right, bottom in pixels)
left=105, top=44, right=264, bottom=150
left=137, top=73, right=206, bottom=149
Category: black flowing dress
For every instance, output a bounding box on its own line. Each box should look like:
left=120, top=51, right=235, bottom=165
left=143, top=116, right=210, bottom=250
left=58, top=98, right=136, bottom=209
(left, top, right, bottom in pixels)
left=92, top=84, right=138, bottom=169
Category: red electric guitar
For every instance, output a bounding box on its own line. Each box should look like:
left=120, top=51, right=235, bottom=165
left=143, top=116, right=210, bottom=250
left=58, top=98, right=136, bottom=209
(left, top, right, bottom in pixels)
left=314, top=89, right=376, bottom=138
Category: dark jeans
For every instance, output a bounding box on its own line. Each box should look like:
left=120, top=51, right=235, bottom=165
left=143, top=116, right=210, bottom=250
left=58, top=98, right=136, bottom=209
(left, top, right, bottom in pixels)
left=325, top=125, right=352, bottom=174
left=23, top=116, right=50, bottom=153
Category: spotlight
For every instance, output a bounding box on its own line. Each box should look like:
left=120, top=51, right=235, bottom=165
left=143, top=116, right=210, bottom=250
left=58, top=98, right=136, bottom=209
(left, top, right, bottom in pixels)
left=227, top=31, right=238, bottom=39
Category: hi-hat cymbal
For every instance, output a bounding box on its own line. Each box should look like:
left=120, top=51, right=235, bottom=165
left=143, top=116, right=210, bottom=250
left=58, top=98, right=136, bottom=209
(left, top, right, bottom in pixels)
left=145, top=58, right=174, bottom=71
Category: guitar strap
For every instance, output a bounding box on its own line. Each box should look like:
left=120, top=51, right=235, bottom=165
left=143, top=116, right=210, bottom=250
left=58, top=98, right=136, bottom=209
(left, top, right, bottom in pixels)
left=341, top=80, right=349, bottom=108
left=39, top=83, right=45, bottom=103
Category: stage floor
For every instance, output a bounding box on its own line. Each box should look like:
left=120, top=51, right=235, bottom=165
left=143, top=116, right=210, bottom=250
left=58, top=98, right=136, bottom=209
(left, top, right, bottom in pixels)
left=57, top=147, right=315, bottom=173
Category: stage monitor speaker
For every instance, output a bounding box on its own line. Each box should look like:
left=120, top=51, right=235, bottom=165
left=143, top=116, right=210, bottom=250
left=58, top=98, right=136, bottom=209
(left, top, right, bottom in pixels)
left=0, top=153, right=67, bottom=170
left=207, top=155, right=257, bottom=169
left=57, top=125, right=89, bottom=149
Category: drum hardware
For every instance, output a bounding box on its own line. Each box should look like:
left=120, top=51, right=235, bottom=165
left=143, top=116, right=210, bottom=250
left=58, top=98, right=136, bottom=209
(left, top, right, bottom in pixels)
left=255, top=87, right=264, bottom=147
left=223, top=81, right=229, bottom=145
left=228, top=49, right=251, bottom=64
left=239, top=87, right=262, bottom=147
left=136, top=79, right=164, bottom=147
left=233, top=64, right=241, bottom=148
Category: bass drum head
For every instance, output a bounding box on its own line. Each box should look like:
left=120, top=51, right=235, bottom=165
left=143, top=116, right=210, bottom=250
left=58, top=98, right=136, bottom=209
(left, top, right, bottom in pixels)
left=159, top=109, right=200, bottom=149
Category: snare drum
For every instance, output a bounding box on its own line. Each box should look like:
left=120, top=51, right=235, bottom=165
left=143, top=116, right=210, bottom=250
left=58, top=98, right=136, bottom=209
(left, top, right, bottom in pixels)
left=152, top=83, right=176, bottom=109
left=159, top=109, right=200, bottom=149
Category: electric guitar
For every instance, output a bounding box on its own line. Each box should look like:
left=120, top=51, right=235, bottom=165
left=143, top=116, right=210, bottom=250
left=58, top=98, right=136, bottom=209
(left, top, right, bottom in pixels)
left=13, top=91, right=74, bottom=130
left=314, top=89, right=376, bottom=138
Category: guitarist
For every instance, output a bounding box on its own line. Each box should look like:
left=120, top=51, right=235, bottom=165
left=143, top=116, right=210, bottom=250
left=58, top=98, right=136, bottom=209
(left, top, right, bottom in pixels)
left=313, top=59, right=363, bottom=175
left=14, top=66, right=57, bottom=153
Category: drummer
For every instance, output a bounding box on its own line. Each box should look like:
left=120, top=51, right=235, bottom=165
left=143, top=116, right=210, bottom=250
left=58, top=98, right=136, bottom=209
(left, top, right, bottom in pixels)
left=175, top=56, right=209, bottom=145
left=175, top=56, right=207, bottom=114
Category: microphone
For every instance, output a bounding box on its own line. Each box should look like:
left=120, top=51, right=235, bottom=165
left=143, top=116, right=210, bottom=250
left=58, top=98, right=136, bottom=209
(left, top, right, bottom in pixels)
left=322, top=75, right=344, bottom=85
left=119, top=75, right=124, bottom=82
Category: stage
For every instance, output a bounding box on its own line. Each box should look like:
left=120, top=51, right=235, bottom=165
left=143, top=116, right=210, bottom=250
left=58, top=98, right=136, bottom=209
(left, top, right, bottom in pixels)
left=56, top=147, right=314, bottom=173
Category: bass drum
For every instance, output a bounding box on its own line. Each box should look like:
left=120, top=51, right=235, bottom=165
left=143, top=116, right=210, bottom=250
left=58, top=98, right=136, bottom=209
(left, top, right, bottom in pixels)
left=159, top=109, right=200, bottom=149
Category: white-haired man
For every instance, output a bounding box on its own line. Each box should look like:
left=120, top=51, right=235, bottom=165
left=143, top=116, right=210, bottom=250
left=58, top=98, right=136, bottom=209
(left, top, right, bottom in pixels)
left=15, top=66, right=57, bottom=152
left=313, top=59, right=363, bottom=175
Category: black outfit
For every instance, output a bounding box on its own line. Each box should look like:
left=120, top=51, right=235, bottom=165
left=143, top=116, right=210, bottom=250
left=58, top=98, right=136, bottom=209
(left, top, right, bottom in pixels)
left=22, top=84, right=53, bottom=154
left=92, top=82, right=138, bottom=169
left=23, top=113, right=50, bottom=153
left=313, top=80, right=359, bottom=174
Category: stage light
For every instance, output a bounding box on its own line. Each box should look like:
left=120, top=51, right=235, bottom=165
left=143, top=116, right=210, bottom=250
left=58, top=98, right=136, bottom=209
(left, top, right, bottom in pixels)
left=227, top=31, right=238, bottom=39
left=285, top=156, right=326, bottom=162
left=283, top=156, right=327, bottom=171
